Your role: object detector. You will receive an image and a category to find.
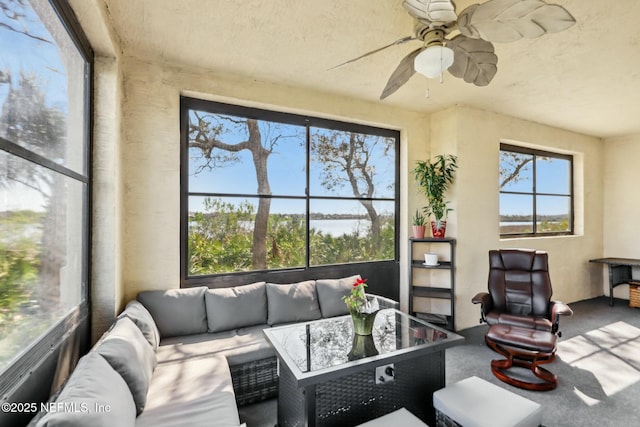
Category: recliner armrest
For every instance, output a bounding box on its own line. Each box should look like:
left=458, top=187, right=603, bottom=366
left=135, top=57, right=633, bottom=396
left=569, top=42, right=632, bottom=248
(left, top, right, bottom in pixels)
left=472, top=292, right=493, bottom=323
left=472, top=292, right=490, bottom=305
left=550, top=300, right=573, bottom=334
left=551, top=300, right=573, bottom=318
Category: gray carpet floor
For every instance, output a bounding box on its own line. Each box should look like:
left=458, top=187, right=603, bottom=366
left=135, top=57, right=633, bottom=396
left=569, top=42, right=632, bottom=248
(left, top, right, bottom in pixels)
left=239, top=297, right=640, bottom=426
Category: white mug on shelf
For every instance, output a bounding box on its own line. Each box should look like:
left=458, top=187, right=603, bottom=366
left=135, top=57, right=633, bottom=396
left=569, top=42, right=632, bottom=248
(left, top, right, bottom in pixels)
left=424, top=253, right=438, bottom=266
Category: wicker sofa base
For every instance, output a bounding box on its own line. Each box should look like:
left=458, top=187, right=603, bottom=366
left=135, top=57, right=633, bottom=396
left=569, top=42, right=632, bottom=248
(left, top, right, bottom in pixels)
left=230, top=356, right=279, bottom=406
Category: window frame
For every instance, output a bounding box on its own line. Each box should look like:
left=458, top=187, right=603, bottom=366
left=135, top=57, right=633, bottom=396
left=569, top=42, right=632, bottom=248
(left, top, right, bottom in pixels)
left=179, top=96, right=400, bottom=286
left=0, top=0, right=93, bottom=399
left=499, top=143, right=574, bottom=238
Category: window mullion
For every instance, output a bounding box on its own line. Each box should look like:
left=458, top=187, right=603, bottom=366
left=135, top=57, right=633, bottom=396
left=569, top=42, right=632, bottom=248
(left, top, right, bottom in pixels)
left=532, top=154, right=537, bottom=234
left=305, top=121, right=311, bottom=268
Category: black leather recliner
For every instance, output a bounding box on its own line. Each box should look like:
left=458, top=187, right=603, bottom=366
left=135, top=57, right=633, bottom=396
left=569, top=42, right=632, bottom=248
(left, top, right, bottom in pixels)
left=472, top=249, right=572, bottom=335
left=472, top=249, right=573, bottom=390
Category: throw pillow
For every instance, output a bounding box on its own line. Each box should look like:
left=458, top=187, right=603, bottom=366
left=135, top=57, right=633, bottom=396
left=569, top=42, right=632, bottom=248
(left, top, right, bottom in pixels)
left=137, top=286, right=208, bottom=337
left=35, top=352, right=136, bottom=427
left=316, top=275, right=361, bottom=318
left=95, top=317, right=157, bottom=415
left=118, top=300, right=160, bottom=350
left=266, top=280, right=321, bottom=326
left=205, top=282, right=267, bottom=333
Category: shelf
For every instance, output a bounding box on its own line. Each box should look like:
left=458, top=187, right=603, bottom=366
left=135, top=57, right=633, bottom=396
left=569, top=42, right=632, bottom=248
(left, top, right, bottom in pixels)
left=409, top=238, right=456, bottom=331
left=415, top=312, right=450, bottom=325
left=412, top=287, right=452, bottom=299
left=409, top=237, right=456, bottom=243
left=411, top=260, right=452, bottom=269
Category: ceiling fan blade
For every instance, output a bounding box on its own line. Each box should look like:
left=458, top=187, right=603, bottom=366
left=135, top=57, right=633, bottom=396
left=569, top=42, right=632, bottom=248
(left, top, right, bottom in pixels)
left=328, top=36, right=416, bottom=70
left=457, top=0, right=576, bottom=43
left=402, top=0, right=458, bottom=23
left=380, top=48, right=423, bottom=100
left=447, top=35, right=498, bottom=86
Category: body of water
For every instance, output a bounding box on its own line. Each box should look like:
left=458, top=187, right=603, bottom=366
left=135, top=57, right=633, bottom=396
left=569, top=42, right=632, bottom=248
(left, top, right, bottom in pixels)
left=311, top=219, right=368, bottom=237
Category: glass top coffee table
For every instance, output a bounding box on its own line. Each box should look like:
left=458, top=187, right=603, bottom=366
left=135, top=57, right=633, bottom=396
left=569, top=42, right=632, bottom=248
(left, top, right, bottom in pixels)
left=264, top=309, right=464, bottom=427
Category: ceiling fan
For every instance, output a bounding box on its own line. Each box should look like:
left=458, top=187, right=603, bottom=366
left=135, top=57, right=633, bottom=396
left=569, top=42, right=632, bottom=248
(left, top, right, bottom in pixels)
left=332, top=0, right=576, bottom=99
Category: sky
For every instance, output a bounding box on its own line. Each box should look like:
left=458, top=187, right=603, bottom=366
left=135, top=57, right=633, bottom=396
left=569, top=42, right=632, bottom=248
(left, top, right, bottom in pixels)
left=1, top=2, right=70, bottom=214
left=500, top=154, right=571, bottom=218
left=0, top=2, right=67, bottom=112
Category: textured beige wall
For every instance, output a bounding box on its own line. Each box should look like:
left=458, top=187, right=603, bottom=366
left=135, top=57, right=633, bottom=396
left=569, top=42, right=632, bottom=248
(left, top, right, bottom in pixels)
left=444, top=107, right=604, bottom=330
left=119, top=57, right=431, bottom=310
left=603, top=133, right=640, bottom=298
left=70, top=0, right=127, bottom=342
left=91, top=56, right=126, bottom=342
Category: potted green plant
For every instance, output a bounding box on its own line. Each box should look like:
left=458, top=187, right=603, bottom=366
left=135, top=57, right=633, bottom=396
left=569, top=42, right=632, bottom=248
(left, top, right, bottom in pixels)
left=412, top=209, right=427, bottom=239
left=412, top=154, right=458, bottom=238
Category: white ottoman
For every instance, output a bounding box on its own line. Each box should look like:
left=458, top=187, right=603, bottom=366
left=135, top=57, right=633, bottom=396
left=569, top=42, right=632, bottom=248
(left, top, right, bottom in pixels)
left=433, top=376, right=542, bottom=427
left=356, top=408, right=428, bottom=427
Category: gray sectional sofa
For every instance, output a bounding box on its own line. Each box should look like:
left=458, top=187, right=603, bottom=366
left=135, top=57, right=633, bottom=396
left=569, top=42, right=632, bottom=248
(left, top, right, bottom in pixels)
left=31, top=276, right=398, bottom=427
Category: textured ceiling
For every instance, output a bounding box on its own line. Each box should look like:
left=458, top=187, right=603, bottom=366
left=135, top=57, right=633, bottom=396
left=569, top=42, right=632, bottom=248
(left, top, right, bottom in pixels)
left=101, top=0, right=640, bottom=138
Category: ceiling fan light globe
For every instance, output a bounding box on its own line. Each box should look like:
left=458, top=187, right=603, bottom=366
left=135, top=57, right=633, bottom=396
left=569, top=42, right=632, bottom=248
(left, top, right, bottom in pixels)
left=414, top=45, right=454, bottom=79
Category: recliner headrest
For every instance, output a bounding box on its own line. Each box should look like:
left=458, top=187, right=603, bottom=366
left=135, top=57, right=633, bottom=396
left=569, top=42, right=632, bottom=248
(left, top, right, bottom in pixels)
left=489, top=249, right=548, bottom=272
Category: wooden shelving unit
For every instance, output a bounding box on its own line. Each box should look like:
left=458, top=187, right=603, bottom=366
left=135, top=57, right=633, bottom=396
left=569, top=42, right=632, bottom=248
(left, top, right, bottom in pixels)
left=409, top=238, right=456, bottom=330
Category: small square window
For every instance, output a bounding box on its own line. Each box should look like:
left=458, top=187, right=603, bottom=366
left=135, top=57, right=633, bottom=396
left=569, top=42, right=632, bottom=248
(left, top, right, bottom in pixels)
left=500, top=144, right=573, bottom=237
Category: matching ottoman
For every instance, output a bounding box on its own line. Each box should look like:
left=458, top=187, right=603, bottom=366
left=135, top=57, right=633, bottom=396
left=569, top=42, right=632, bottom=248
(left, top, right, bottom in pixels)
left=433, top=376, right=542, bottom=427
left=485, top=324, right=558, bottom=391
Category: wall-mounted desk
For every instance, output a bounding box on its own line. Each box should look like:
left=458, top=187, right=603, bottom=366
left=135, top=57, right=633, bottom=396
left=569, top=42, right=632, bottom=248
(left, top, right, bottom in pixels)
left=589, top=258, right=640, bottom=306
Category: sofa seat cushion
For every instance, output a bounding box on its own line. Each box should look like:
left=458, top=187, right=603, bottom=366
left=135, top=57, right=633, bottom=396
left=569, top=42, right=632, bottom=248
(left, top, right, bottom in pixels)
left=135, top=355, right=240, bottom=427
left=137, top=287, right=208, bottom=338
left=205, top=282, right=267, bottom=333
left=266, top=280, right=321, bottom=325
left=156, top=325, right=275, bottom=367
left=36, top=353, right=136, bottom=427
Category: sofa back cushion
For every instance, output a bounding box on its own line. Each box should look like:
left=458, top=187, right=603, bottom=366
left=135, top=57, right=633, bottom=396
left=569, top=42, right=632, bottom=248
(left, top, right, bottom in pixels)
left=137, top=286, right=208, bottom=338
left=95, top=317, right=158, bottom=415
left=118, top=300, right=160, bottom=350
left=35, top=352, right=136, bottom=426
left=316, top=275, right=361, bottom=318
left=205, top=282, right=267, bottom=333
left=266, top=280, right=321, bottom=326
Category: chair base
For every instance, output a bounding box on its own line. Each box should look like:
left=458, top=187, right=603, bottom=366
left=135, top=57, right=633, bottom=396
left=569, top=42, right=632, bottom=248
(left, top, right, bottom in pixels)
left=485, top=329, right=558, bottom=391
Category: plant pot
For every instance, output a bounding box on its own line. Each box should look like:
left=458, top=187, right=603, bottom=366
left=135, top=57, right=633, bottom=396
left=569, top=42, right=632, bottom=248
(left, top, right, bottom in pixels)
left=431, top=220, right=447, bottom=238
left=349, top=310, right=379, bottom=335
left=412, top=225, right=426, bottom=239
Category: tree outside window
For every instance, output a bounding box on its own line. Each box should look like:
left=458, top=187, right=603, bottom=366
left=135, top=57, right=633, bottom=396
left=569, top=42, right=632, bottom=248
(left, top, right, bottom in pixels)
left=0, top=0, right=90, bottom=376
left=182, top=99, right=398, bottom=277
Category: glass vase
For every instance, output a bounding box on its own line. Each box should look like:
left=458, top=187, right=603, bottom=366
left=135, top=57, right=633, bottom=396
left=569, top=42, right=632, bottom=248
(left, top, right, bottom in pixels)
left=350, top=310, right=378, bottom=335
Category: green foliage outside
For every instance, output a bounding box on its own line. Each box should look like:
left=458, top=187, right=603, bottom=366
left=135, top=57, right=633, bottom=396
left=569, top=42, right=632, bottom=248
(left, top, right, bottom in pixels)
left=0, top=65, right=67, bottom=368
left=0, top=210, right=43, bottom=365
left=188, top=198, right=394, bottom=275
left=500, top=218, right=570, bottom=234
left=309, top=218, right=394, bottom=266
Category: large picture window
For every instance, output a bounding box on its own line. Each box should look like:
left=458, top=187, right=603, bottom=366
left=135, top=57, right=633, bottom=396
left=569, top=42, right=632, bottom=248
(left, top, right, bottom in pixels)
left=0, top=0, right=91, bottom=386
left=181, top=98, right=399, bottom=279
left=500, top=144, right=573, bottom=237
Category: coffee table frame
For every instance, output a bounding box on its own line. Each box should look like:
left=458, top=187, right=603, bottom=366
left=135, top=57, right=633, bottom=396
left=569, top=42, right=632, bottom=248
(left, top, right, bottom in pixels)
left=264, top=310, right=463, bottom=427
